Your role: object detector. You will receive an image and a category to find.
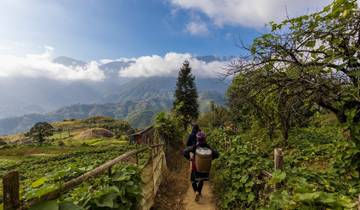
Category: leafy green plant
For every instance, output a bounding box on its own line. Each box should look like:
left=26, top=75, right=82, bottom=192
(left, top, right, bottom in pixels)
left=208, top=126, right=360, bottom=210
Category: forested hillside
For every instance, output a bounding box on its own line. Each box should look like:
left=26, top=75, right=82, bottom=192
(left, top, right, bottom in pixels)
left=0, top=77, right=227, bottom=135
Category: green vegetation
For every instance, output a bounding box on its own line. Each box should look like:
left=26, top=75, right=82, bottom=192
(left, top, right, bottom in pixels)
left=154, top=112, right=184, bottom=149
left=230, top=0, right=360, bottom=145
left=0, top=116, right=149, bottom=210
left=26, top=122, right=54, bottom=145
left=61, top=164, right=142, bottom=210
left=199, top=0, right=360, bottom=209
left=208, top=124, right=360, bottom=209
left=173, top=61, right=199, bottom=129
left=0, top=144, right=145, bottom=208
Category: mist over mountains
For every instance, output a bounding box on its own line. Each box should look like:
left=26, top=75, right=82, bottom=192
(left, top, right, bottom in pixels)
left=0, top=55, right=230, bottom=135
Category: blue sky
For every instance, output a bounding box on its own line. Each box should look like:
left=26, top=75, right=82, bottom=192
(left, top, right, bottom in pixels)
left=0, top=0, right=332, bottom=61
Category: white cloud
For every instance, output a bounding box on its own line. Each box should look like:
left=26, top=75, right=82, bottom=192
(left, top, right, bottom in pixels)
left=119, top=52, right=227, bottom=78
left=186, top=20, right=209, bottom=36
left=0, top=47, right=105, bottom=81
left=170, top=0, right=333, bottom=28
left=99, top=57, right=136, bottom=64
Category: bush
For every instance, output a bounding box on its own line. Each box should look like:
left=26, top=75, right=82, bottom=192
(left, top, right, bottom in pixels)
left=208, top=126, right=360, bottom=209
left=154, top=112, right=184, bottom=149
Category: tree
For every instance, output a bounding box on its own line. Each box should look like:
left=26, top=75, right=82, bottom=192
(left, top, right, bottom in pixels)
left=173, top=60, right=199, bottom=129
left=27, top=122, right=54, bottom=145
left=229, top=0, right=360, bottom=145
left=198, top=102, right=231, bottom=129
left=154, top=112, right=183, bottom=149
left=227, top=68, right=313, bottom=144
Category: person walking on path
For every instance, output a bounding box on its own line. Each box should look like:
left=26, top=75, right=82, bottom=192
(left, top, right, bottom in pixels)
left=183, top=131, right=219, bottom=202
left=186, top=124, right=200, bottom=147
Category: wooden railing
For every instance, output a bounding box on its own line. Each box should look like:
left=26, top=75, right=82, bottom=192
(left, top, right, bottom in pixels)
left=3, top=144, right=164, bottom=210
left=2, top=125, right=164, bottom=210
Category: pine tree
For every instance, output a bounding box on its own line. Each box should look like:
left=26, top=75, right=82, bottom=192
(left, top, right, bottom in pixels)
left=173, top=60, right=199, bottom=129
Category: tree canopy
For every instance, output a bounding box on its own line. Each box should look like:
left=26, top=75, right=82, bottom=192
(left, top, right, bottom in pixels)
left=228, top=0, right=360, bottom=145
left=27, top=122, right=54, bottom=145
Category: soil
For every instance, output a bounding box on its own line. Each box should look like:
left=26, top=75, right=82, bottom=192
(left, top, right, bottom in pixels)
left=153, top=146, right=216, bottom=210
left=184, top=182, right=216, bottom=210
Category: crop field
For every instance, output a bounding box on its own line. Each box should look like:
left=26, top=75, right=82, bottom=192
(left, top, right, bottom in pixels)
left=0, top=140, right=152, bottom=210
left=0, top=117, right=150, bottom=210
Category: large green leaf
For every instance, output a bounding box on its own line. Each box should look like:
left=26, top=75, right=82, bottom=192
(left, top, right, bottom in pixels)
left=31, top=177, right=48, bottom=188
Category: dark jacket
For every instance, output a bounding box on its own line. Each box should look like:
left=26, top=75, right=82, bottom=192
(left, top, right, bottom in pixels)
left=186, top=131, right=198, bottom=147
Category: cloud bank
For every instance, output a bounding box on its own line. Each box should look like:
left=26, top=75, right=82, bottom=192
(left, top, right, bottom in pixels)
left=119, top=52, right=227, bottom=78
left=0, top=47, right=105, bottom=81
left=170, top=0, right=332, bottom=28
left=0, top=48, right=228, bottom=80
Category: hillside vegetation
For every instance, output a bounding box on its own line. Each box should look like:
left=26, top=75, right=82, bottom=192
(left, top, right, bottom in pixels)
left=194, top=0, right=360, bottom=209
left=0, top=116, right=147, bottom=210
left=205, top=116, right=359, bottom=209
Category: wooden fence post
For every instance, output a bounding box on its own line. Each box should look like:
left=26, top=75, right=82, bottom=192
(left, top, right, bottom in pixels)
left=136, top=153, right=139, bottom=165
left=3, top=171, right=20, bottom=210
left=274, top=148, right=283, bottom=170
left=274, top=148, right=283, bottom=190
left=108, top=166, right=112, bottom=177
left=358, top=194, right=360, bottom=210
left=150, top=147, right=156, bottom=195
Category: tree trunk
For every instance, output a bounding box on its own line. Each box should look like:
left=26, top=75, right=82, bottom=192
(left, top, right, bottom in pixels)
left=280, top=116, right=290, bottom=146
left=267, top=123, right=276, bottom=140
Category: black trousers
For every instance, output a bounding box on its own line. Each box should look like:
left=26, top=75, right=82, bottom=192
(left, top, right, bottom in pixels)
left=190, top=171, right=208, bottom=194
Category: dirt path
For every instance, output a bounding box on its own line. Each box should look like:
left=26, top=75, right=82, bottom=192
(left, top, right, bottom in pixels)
left=183, top=182, right=216, bottom=210
left=153, top=146, right=217, bottom=210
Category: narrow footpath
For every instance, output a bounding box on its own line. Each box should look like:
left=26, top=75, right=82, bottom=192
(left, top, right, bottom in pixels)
left=153, top=149, right=217, bottom=210
left=153, top=142, right=217, bottom=210
left=183, top=182, right=216, bottom=210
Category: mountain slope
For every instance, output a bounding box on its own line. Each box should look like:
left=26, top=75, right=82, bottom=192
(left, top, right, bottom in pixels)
left=0, top=77, right=228, bottom=135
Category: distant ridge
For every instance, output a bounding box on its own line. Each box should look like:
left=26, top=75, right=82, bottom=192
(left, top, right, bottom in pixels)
left=0, top=76, right=228, bottom=135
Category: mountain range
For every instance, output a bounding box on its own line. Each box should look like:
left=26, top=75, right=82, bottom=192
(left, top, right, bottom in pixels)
left=0, top=56, right=230, bottom=135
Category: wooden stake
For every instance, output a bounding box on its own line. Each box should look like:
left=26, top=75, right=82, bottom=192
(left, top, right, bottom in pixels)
left=108, top=166, right=112, bottom=177
left=274, top=148, right=283, bottom=170
left=136, top=153, right=139, bottom=165
left=274, top=148, right=283, bottom=190
left=358, top=194, right=360, bottom=210
left=3, top=171, right=20, bottom=210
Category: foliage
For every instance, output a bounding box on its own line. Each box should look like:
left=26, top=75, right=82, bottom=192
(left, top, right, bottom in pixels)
left=27, top=122, right=54, bottom=145
left=173, top=60, right=199, bottom=129
left=198, top=102, right=232, bottom=129
left=207, top=125, right=360, bottom=210
left=24, top=165, right=142, bottom=210
left=0, top=144, right=148, bottom=210
left=228, top=66, right=317, bottom=145
left=230, top=0, right=360, bottom=145
left=61, top=165, right=142, bottom=210
left=154, top=112, right=183, bottom=149
left=0, top=145, right=136, bottom=201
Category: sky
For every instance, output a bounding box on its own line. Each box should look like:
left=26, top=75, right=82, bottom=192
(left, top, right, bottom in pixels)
left=0, top=0, right=334, bottom=79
